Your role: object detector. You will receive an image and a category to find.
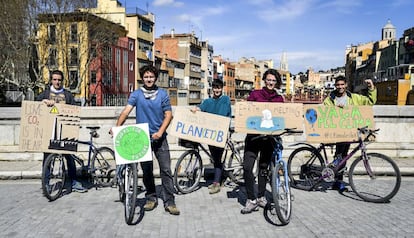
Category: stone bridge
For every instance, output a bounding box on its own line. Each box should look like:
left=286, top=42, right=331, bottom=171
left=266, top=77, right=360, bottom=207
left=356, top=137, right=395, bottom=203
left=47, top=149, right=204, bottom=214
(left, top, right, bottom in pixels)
left=1, top=106, right=413, bottom=162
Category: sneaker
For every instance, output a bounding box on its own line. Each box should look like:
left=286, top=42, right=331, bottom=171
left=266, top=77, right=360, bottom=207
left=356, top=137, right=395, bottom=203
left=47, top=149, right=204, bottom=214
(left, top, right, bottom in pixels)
left=144, top=198, right=158, bottom=211
left=209, top=183, right=220, bottom=194
left=165, top=205, right=180, bottom=215
left=257, top=196, right=268, bottom=208
left=332, top=181, right=348, bottom=193
left=241, top=199, right=259, bottom=214
left=72, top=181, right=87, bottom=193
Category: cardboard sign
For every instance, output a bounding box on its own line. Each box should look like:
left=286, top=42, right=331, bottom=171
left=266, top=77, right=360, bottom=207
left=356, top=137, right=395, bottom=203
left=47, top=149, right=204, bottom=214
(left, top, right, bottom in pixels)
left=234, top=102, right=303, bottom=134
left=168, top=107, right=231, bottom=148
left=19, top=101, right=80, bottom=153
left=303, top=105, right=375, bottom=143
left=112, top=123, right=153, bottom=165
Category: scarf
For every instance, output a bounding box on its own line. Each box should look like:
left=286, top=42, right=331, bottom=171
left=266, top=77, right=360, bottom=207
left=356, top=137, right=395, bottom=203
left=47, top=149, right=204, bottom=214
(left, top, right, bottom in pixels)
left=141, top=86, right=158, bottom=100
left=50, top=85, right=64, bottom=94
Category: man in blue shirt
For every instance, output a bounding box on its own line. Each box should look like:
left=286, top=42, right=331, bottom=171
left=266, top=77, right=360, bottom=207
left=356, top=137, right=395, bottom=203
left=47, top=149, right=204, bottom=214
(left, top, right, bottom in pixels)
left=112, top=65, right=179, bottom=215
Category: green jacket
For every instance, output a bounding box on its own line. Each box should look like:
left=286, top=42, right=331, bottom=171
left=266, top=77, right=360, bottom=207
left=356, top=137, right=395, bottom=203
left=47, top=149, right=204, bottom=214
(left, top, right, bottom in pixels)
left=323, top=88, right=377, bottom=106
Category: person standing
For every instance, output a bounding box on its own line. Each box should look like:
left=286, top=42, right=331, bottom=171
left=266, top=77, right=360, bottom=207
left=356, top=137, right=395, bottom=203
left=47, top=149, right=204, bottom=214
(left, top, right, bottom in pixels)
left=191, top=79, right=232, bottom=194
left=241, top=69, right=284, bottom=214
left=36, top=69, right=87, bottom=193
left=323, top=75, right=377, bottom=192
left=110, top=65, right=179, bottom=215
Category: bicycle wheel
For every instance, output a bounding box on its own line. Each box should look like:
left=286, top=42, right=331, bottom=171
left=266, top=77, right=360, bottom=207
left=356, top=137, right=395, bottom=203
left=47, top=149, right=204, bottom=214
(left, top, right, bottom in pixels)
left=124, top=163, right=137, bottom=225
left=271, top=162, right=291, bottom=225
left=226, top=151, right=244, bottom=184
left=42, top=154, right=66, bottom=201
left=288, top=147, right=324, bottom=190
left=174, top=150, right=203, bottom=194
left=348, top=153, right=401, bottom=203
left=91, top=147, right=116, bottom=187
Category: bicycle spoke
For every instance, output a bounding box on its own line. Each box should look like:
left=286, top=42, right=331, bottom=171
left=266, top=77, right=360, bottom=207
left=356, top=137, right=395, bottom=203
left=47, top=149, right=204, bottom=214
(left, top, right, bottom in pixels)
left=174, top=150, right=202, bottom=194
left=349, top=153, right=401, bottom=203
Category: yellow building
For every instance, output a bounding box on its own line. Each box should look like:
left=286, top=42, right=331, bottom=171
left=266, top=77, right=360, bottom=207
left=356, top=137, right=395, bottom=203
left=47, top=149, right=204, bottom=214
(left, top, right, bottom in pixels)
left=37, top=12, right=126, bottom=105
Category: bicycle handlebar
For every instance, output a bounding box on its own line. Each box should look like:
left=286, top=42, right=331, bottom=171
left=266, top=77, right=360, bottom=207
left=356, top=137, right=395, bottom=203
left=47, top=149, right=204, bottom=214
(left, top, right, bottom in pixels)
left=251, top=128, right=303, bottom=141
left=357, top=126, right=379, bottom=141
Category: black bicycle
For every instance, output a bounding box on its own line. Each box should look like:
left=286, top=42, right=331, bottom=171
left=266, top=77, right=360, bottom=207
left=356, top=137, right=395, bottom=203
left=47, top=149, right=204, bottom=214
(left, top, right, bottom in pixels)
left=288, top=127, right=401, bottom=203
left=173, top=127, right=249, bottom=194
left=116, top=162, right=139, bottom=225
left=41, top=126, right=116, bottom=201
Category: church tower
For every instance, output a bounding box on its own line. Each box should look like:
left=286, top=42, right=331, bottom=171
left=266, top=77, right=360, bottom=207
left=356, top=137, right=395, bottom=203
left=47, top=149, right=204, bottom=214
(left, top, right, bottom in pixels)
left=382, top=19, right=396, bottom=40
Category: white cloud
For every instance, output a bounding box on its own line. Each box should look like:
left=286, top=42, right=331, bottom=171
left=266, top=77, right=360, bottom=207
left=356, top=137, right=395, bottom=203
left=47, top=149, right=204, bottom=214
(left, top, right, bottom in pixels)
left=257, top=0, right=314, bottom=22
left=153, top=0, right=184, bottom=7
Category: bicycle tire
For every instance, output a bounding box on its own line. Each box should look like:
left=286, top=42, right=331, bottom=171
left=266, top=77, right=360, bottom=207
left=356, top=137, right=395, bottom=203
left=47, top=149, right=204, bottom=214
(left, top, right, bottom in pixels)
left=226, top=151, right=244, bottom=184
left=348, top=153, right=401, bottom=203
left=124, top=163, right=137, bottom=225
left=288, top=147, right=324, bottom=190
left=173, top=150, right=203, bottom=194
left=42, top=154, right=66, bottom=201
left=91, top=147, right=116, bottom=187
left=272, top=162, right=291, bottom=225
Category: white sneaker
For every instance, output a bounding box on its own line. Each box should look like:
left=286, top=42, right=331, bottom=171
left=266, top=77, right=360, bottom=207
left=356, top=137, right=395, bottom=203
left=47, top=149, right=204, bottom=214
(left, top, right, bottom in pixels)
left=257, top=196, right=268, bottom=208
left=241, top=199, right=259, bottom=214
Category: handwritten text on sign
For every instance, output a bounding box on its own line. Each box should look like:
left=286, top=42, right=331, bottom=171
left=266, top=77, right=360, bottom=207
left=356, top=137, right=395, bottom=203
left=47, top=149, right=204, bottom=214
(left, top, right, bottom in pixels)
left=304, top=105, right=374, bottom=143
left=168, top=107, right=231, bottom=148
left=234, top=102, right=303, bottom=134
left=19, top=101, right=80, bottom=153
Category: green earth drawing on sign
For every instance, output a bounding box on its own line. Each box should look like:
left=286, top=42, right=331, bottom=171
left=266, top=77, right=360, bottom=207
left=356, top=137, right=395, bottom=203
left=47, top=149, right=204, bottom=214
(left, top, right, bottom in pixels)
left=115, top=126, right=150, bottom=161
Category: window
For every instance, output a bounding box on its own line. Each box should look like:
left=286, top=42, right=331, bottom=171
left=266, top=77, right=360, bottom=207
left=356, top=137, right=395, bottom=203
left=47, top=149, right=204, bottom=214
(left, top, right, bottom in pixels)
left=69, top=70, right=79, bottom=90
left=48, top=25, right=56, bottom=44
left=129, top=42, right=134, bottom=51
left=91, top=70, right=97, bottom=84
left=70, top=48, right=78, bottom=65
left=49, top=48, right=57, bottom=66
left=70, top=24, right=77, bottom=42
left=129, top=62, right=134, bottom=71
left=141, top=21, right=152, bottom=33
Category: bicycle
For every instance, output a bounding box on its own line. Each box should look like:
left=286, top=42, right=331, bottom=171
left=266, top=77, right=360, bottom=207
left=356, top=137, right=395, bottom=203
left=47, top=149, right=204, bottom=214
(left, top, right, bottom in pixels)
left=287, top=126, right=401, bottom=203
left=41, top=126, right=116, bottom=201
left=173, top=127, right=248, bottom=194
left=116, top=162, right=139, bottom=225
left=252, top=128, right=303, bottom=226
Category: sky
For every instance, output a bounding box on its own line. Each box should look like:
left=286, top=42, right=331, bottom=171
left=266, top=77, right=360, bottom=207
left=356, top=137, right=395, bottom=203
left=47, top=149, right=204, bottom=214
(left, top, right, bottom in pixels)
left=122, top=0, right=414, bottom=74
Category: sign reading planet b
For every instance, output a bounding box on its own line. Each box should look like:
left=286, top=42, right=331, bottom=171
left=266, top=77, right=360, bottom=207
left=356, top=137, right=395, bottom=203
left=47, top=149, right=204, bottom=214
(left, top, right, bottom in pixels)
left=112, top=123, right=152, bottom=164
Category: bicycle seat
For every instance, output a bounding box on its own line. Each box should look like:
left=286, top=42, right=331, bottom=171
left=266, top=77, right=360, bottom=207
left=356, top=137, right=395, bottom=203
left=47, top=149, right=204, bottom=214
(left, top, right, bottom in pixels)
left=86, top=126, right=100, bottom=130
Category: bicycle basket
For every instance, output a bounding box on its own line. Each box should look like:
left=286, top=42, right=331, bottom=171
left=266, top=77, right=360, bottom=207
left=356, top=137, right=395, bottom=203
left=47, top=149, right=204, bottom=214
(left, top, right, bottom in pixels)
left=178, top=138, right=199, bottom=148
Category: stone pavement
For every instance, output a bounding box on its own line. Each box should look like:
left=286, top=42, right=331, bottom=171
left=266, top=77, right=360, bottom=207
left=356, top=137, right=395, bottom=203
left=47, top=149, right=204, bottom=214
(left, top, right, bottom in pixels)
left=1, top=177, right=414, bottom=237
left=1, top=156, right=414, bottom=180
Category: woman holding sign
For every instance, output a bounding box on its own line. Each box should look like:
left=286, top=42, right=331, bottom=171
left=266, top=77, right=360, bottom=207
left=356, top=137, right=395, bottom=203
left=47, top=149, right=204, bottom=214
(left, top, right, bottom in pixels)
left=241, top=69, right=285, bottom=214
left=323, top=76, right=377, bottom=192
left=192, top=79, right=231, bottom=194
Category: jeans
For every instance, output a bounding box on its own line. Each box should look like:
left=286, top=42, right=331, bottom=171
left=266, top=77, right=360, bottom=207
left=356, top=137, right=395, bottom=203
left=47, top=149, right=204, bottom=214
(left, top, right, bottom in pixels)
left=140, top=137, right=176, bottom=207
left=208, top=145, right=224, bottom=183
left=243, top=134, right=273, bottom=200
left=334, top=142, right=350, bottom=181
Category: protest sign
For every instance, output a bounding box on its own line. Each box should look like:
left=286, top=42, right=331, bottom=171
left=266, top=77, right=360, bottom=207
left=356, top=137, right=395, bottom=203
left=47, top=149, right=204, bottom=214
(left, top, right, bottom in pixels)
left=303, top=105, right=375, bottom=143
left=19, top=101, right=80, bottom=153
left=168, top=107, right=231, bottom=148
left=234, top=102, right=303, bottom=134
left=112, top=123, right=152, bottom=165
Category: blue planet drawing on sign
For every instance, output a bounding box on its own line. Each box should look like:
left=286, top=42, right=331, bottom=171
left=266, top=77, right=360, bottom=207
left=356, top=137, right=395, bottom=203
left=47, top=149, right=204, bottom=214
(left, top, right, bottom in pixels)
left=305, top=108, right=320, bottom=137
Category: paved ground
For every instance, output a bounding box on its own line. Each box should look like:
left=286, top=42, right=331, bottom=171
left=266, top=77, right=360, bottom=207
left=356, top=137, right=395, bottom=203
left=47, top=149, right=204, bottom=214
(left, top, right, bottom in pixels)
left=0, top=158, right=413, bottom=237
left=0, top=177, right=413, bottom=238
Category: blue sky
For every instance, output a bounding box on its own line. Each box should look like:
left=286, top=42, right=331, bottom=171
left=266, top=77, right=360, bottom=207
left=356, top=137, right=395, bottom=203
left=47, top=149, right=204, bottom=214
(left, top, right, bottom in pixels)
left=123, top=0, right=414, bottom=74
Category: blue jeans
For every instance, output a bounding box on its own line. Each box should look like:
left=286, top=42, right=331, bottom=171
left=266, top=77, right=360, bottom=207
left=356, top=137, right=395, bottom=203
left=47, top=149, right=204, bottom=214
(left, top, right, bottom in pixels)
left=140, top=137, right=176, bottom=207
